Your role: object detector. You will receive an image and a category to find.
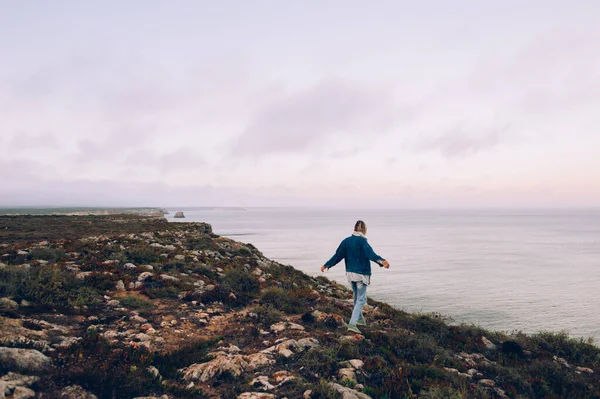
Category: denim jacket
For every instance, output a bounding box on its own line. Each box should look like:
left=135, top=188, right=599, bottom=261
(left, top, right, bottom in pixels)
left=324, top=232, right=385, bottom=275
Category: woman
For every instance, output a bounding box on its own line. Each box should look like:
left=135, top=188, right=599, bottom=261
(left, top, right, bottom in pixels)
left=321, top=220, right=390, bottom=334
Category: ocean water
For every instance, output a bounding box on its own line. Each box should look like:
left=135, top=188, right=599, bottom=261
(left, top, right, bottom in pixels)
left=167, top=208, right=600, bottom=342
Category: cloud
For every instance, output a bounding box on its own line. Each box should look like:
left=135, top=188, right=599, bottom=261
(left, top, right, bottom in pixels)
left=231, top=80, right=399, bottom=156
left=415, top=125, right=510, bottom=159
left=8, top=132, right=59, bottom=150
left=125, top=148, right=206, bottom=172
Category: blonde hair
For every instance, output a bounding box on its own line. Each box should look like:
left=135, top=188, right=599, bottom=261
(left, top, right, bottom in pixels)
left=354, top=220, right=367, bottom=234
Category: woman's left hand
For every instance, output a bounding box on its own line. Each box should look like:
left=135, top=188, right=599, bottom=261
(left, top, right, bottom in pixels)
left=320, top=266, right=326, bottom=272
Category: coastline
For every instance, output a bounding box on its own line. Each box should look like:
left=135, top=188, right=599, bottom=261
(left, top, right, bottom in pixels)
left=0, top=215, right=598, bottom=398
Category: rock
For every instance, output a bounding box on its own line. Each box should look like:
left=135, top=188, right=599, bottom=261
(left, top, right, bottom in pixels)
left=478, top=379, right=496, bottom=387
left=0, top=297, right=19, bottom=311
left=481, top=336, right=497, bottom=350
left=246, top=353, right=276, bottom=369
left=124, top=263, right=137, bottom=269
left=328, top=383, right=372, bottom=399
left=174, top=254, right=185, bottom=261
left=58, top=385, right=99, bottom=399
left=250, top=375, right=275, bottom=390
left=576, top=366, right=594, bottom=374
left=272, top=370, right=294, bottom=384
left=553, top=355, right=571, bottom=368
left=134, top=333, right=151, bottom=342
left=0, top=348, right=51, bottom=372
left=183, top=355, right=249, bottom=382
left=76, top=272, right=93, bottom=280
left=261, top=338, right=320, bottom=358
left=0, top=373, right=39, bottom=399
left=140, top=264, right=154, bottom=271
left=338, top=368, right=357, bottom=383
left=270, top=321, right=305, bottom=333
left=160, top=274, right=179, bottom=282
left=132, top=396, right=169, bottom=399
left=237, top=394, right=275, bottom=399
left=138, top=272, right=154, bottom=281
left=17, top=250, right=28, bottom=255
left=174, top=212, right=185, bottom=218
left=146, top=366, right=161, bottom=379
left=115, top=280, right=126, bottom=291
left=349, top=359, right=364, bottom=370
left=12, top=386, right=36, bottom=398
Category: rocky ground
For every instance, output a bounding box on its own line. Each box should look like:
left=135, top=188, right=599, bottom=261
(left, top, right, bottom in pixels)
left=0, top=215, right=598, bottom=399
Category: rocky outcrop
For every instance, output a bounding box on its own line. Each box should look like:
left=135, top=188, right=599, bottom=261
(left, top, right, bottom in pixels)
left=58, top=385, right=98, bottom=399
left=173, top=212, right=185, bottom=218
left=0, top=348, right=51, bottom=372
left=0, top=373, right=38, bottom=399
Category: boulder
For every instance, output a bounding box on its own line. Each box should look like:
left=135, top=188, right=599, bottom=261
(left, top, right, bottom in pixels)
left=182, top=352, right=275, bottom=383
left=0, top=348, right=51, bottom=372
left=478, top=379, right=496, bottom=387
left=328, top=383, right=372, bottom=399
left=481, top=336, right=497, bottom=350
left=270, top=321, right=305, bottom=333
left=0, top=297, right=19, bottom=311
left=115, top=280, right=126, bottom=291
left=174, top=212, right=185, bottom=218
left=58, top=385, right=98, bottom=399
left=249, top=375, right=275, bottom=390
left=338, top=368, right=357, bottom=383
left=237, top=394, right=275, bottom=399
left=0, top=373, right=39, bottom=399
left=261, top=338, right=320, bottom=358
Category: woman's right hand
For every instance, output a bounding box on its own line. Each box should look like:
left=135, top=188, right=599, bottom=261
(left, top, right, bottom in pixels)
left=321, top=266, right=327, bottom=272
left=381, top=260, right=390, bottom=269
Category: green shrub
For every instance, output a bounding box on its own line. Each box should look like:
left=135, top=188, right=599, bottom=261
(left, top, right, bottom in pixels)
left=530, top=331, right=600, bottom=367
left=119, top=296, right=154, bottom=310
left=253, top=304, right=283, bottom=326
left=261, top=287, right=313, bottom=314
left=126, top=248, right=161, bottom=264
left=28, top=247, right=65, bottom=262
left=223, top=268, right=260, bottom=294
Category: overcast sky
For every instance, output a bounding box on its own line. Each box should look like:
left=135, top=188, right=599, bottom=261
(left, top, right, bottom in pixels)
left=1, top=1, right=599, bottom=208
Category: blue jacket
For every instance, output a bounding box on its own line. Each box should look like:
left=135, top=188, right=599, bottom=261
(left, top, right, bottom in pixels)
left=324, top=233, right=385, bottom=275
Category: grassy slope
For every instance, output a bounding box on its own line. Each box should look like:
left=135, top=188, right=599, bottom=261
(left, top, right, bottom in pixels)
left=0, top=216, right=598, bottom=399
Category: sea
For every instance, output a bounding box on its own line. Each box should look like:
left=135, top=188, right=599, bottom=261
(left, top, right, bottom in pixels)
left=167, top=208, right=600, bottom=343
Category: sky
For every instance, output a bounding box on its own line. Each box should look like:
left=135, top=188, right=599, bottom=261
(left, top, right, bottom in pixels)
left=1, top=0, right=599, bottom=208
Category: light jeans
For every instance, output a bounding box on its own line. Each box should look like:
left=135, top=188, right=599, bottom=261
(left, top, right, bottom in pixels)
left=349, top=281, right=367, bottom=326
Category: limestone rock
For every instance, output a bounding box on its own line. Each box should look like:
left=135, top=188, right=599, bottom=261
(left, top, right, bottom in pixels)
left=270, top=321, right=305, bottom=333
left=576, top=366, right=594, bottom=374
left=182, top=351, right=275, bottom=383
left=138, top=272, right=154, bottom=281
left=0, top=297, right=19, bottom=311
left=237, top=394, right=275, bottom=399
left=261, top=338, right=320, bottom=358
left=338, top=368, right=357, bottom=383
left=174, top=212, right=185, bottom=218
left=328, top=383, right=372, bottom=399
left=250, top=375, right=275, bottom=390
left=349, top=359, right=364, bottom=370
left=58, top=385, right=98, bottom=399
left=124, top=263, right=137, bottom=269
left=115, top=280, right=126, bottom=291
left=0, top=347, right=51, bottom=372
left=478, top=379, right=496, bottom=387
left=0, top=373, right=39, bottom=399
left=481, top=336, right=497, bottom=350
left=272, top=370, right=294, bottom=384
left=11, top=386, right=36, bottom=398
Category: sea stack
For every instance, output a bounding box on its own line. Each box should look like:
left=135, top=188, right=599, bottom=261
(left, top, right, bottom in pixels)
left=174, top=211, right=185, bottom=218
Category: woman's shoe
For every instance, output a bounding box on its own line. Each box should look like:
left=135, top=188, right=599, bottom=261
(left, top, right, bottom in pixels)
left=357, top=317, right=366, bottom=326
left=347, top=324, right=362, bottom=334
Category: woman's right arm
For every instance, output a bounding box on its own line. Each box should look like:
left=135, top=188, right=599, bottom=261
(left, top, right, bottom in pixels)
left=323, top=240, right=346, bottom=270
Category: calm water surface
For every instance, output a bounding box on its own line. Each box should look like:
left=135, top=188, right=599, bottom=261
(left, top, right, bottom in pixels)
left=167, top=208, right=600, bottom=342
